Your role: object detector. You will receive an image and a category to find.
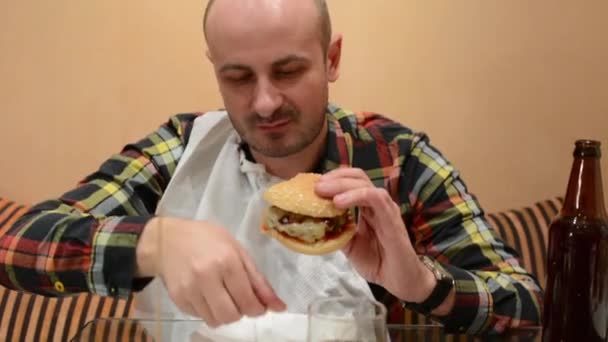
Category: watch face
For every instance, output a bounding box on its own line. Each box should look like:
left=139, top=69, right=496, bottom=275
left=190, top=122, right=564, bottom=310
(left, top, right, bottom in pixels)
left=421, top=256, right=453, bottom=283
left=421, top=255, right=434, bottom=268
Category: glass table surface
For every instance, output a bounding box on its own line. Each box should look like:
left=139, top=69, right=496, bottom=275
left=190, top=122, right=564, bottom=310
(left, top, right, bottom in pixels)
left=70, top=318, right=541, bottom=341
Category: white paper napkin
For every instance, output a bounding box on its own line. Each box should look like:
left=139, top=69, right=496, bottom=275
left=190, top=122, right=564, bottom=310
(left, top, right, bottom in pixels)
left=192, top=311, right=309, bottom=342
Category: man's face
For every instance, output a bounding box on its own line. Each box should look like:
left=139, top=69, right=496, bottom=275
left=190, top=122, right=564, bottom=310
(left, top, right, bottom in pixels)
left=205, top=1, right=337, bottom=158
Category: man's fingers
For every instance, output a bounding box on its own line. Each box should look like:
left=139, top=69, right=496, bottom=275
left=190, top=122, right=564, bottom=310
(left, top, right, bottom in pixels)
left=338, top=189, right=406, bottom=244
left=195, top=296, right=219, bottom=327
left=334, top=187, right=394, bottom=209
left=223, top=261, right=266, bottom=317
left=200, top=276, right=242, bottom=326
left=239, top=248, right=286, bottom=312
left=315, top=177, right=371, bottom=198
left=255, top=276, right=287, bottom=312
left=320, top=167, right=369, bottom=181
left=176, top=298, right=199, bottom=318
left=333, top=187, right=374, bottom=209
left=172, top=290, right=218, bottom=326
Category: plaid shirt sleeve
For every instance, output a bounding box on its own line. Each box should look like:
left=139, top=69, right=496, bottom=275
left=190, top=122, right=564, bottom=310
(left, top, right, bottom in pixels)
left=0, top=114, right=198, bottom=298
left=400, top=132, right=543, bottom=334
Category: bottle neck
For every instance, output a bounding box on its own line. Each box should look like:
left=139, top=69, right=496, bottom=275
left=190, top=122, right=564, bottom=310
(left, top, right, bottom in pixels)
left=562, top=155, right=607, bottom=218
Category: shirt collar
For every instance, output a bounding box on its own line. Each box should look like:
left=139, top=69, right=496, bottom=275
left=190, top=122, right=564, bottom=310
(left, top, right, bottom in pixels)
left=318, top=103, right=354, bottom=174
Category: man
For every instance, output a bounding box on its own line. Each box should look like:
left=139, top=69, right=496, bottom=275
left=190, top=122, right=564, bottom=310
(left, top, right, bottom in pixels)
left=0, top=0, right=542, bottom=336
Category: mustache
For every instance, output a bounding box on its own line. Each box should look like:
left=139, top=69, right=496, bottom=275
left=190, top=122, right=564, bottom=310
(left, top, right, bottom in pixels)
left=250, top=107, right=298, bottom=125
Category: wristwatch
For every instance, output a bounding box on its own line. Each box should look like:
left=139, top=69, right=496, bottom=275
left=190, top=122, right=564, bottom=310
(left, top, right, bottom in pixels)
left=402, top=255, right=454, bottom=316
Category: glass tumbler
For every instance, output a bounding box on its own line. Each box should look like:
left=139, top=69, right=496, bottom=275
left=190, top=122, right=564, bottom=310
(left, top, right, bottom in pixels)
left=307, top=296, right=388, bottom=342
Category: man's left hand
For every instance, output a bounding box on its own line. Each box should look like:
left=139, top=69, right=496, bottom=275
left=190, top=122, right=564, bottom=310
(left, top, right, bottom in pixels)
left=315, top=167, right=435, bottom=303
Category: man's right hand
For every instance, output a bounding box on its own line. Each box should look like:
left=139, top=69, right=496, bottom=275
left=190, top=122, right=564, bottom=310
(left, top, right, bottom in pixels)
left=135, top=217, right=286, bottom=327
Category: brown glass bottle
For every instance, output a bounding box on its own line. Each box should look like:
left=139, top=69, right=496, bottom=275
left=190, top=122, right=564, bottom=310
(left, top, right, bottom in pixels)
left=543, top=140, right=608, bottom=341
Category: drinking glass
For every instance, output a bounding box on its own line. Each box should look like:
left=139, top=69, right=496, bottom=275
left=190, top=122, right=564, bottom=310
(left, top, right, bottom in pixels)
left=307, top=296, right=388, bottom=342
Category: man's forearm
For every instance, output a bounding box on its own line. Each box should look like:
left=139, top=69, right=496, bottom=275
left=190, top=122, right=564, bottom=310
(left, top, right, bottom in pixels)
left=398, top=255, right=541, bottom=335
left=434, top=263, right=542, bottom=335
left=0, top=201, right=150, bottom=298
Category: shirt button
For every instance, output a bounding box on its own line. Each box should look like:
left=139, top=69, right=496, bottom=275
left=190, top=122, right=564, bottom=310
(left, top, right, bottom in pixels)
left=54, top=281, right=65, bottom=293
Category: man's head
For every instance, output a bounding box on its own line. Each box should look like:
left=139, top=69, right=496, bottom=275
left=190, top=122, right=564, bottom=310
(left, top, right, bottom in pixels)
left=203, top=0, right=342, bottom=159
left=204, top=0, right=332, bottom=56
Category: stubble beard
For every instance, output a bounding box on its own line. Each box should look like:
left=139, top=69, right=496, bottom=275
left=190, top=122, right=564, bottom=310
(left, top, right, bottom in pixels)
left=231, top=107, right=327, bottom=159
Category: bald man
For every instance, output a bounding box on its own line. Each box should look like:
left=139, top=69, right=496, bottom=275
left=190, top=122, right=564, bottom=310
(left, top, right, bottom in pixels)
left=0, top=0, right=542, bottom=337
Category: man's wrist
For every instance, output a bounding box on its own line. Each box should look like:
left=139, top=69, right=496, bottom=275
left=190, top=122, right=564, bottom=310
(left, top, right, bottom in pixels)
left=410, top=256, right=438, bottom=303
left=135, top=217, right=161, bottom=277
left=402, top=255, right=455, bottom=317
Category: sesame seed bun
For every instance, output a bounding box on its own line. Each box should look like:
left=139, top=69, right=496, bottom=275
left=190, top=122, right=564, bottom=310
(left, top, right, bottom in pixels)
left=263, top=173, right=345, bottom=218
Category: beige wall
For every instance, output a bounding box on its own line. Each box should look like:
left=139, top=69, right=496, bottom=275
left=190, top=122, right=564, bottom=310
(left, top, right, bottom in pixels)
left=1, top=0, right=607, bottom=213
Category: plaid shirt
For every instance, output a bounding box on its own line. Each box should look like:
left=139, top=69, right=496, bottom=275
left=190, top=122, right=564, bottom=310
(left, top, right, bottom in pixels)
left=0, top=104, right=542, bottom=334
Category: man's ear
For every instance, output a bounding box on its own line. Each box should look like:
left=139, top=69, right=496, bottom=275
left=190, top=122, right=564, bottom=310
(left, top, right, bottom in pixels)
left=327, top=33, right=343, bottom=82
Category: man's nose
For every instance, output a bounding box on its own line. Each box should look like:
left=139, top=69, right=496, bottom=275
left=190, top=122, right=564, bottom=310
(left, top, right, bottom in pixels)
left=252, top=79, right=282, bottom=118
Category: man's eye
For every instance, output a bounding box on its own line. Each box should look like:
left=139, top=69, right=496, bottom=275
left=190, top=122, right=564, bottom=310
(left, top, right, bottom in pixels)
left=225, top=74, right=253, bottom=84
left=276, top=69, right=301, bottom=78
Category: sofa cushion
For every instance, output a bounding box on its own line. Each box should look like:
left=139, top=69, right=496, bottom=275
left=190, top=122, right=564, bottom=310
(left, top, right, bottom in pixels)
left=0, top=287, right=134, bottom=341
left=486, top=197, right=562, bottom=288
left=0, top=197, right=133, bottom=341
left=0, top=198, right=30, bottom=237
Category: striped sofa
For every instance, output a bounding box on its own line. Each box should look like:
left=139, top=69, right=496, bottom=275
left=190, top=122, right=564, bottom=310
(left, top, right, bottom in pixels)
left=0, top=196, right=562, bottom=341
left=0, top=198, right=134, bottom=341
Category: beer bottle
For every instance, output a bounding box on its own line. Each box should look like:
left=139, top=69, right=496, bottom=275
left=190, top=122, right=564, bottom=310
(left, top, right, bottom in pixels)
left=543, top=140, right=608, bottom=341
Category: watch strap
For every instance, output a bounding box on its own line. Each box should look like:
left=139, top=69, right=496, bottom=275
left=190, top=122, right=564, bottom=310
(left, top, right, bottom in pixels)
left=402, top=256, right=454, bottom=316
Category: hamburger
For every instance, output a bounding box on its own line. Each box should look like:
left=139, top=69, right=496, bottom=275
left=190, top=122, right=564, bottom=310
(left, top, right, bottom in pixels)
left=261, top=173, right=356, bottom=255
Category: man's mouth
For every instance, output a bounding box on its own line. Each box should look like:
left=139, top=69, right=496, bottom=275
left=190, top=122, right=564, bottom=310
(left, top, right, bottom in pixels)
left=257, top=119, right=291, bottom=132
